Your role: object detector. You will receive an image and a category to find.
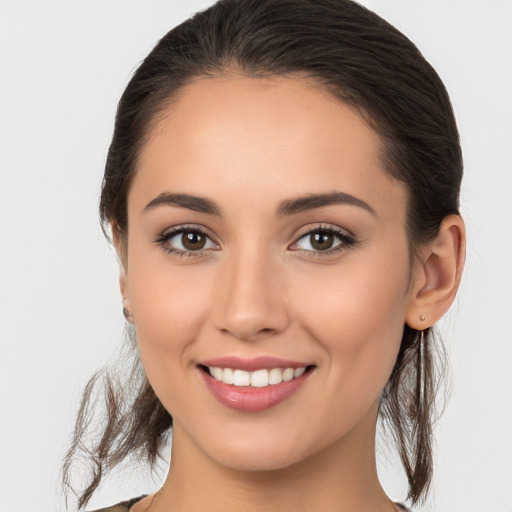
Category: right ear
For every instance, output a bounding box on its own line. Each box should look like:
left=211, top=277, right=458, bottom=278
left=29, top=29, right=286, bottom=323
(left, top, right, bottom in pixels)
left=111, top=222, right=132, bottom=321
left=111, top=222, right=128, bottom=266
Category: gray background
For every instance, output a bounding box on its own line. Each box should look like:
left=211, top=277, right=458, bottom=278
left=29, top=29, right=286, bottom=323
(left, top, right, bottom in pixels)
left=0, top=1, right=511, bottom=510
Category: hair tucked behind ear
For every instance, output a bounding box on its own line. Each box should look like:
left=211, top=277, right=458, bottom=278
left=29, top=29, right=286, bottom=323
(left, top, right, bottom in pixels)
left=61, top=0, right=462, bottom=508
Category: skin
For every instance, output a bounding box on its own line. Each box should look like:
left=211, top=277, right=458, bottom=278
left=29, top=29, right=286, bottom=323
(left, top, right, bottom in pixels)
left=117, top=74, right=465, bottom=512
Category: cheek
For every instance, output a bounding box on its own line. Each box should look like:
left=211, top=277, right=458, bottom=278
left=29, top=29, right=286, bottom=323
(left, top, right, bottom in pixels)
left=291, top=247, right=410, bottom=388
left=126, top=253, right=212, bottom=394
left=131, top=271, right=207, bottom=344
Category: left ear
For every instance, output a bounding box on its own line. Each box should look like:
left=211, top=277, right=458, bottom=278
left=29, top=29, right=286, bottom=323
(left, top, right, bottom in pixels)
left=406, top=214, right=466, bottom=329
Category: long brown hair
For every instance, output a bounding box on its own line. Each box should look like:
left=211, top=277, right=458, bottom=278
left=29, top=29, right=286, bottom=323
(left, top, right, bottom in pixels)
left=61, top=0, right=462, bottom=508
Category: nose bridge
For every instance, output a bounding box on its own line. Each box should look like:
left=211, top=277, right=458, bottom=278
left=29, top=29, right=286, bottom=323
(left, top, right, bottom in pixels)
left=212, top=240, right=288, bottom=340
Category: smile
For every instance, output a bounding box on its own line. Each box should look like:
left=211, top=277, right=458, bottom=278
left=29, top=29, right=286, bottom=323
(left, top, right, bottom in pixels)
left=198, top=357, right=315, bottom=412
left=206, top=366, right=307, bottom=387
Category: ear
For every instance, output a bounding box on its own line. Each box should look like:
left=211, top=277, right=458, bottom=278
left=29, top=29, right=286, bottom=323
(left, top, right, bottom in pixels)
left=406, top=214, right=466, bottom=329
left=111, top=222, right=133, bottom=323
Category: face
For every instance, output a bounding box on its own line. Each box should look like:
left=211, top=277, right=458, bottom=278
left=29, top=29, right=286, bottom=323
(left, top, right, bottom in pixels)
left=120, top=74, right=419, bottom=471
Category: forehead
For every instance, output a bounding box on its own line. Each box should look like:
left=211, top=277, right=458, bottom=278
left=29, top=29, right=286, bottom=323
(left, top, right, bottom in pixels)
left=131, top=74, right=406, bottom=221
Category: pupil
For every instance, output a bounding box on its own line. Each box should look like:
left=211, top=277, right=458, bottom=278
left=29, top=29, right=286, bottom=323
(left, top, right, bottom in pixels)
left=311, top=232, right=333, bottom=250
left=182, top=231, right=206, bottom=250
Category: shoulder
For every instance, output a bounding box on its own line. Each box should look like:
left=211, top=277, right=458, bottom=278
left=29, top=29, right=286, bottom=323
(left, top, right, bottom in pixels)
left=86, top=494, right=148, bottom=512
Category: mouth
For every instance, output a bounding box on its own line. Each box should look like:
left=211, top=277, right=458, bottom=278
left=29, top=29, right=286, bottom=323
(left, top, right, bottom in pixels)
left=198, top=364, right=314, bottom=388
left=197, top=358, right=316, bottom=412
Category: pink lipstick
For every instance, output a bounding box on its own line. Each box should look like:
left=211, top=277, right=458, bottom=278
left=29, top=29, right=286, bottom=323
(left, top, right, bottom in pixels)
left=198, top=356, right=314, bottom=412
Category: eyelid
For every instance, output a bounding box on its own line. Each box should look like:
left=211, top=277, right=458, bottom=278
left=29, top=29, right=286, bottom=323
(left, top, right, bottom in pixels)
left=155, top=224, right=220, bottom=257
left=292, top=223, right=355, bottom=241
left=288, top=223, right=357, bottom=253
left=160, top=223, right=217, bottom=239
left=155, top=222, right=357, bottom=258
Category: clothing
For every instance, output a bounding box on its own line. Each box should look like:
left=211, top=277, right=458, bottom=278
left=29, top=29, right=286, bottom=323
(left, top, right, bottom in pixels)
left=87, top=494, right=148, bottom=512
left=87, top=494, right=412, bottom=511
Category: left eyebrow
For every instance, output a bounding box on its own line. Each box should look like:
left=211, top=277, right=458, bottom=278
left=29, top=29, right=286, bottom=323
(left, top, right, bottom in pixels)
left=276, top=191, right=376, bottom=217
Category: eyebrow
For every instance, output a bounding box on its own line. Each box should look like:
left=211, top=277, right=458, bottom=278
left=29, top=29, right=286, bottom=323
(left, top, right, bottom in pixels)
left=143, top=190, right=375, bottom=217
left=276, top=191, right=376, bottom=217
left=144, top=193, right=221, bottom=216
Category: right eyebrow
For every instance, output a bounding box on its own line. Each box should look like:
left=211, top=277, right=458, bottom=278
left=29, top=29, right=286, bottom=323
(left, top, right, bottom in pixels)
left=143, top=192, right=222, bottom=216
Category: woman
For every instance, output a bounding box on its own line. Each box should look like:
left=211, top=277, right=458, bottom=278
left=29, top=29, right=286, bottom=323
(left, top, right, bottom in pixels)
left=61, top=0, right=465, bottom=510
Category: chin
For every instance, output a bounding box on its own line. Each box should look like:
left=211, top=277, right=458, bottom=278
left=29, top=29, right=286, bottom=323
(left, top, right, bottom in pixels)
left=191, top=426, right=308, bottom=472
left=215, top=447, right=305, bottom=473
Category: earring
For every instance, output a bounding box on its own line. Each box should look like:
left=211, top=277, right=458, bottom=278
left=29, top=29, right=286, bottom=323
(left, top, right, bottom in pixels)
left=417, top=328, right=425, bottom=405
left=416, top=331, right=428, bottom=410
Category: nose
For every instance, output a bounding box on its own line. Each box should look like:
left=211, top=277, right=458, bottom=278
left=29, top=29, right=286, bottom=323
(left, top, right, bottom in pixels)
left=211, top=248, right=290, bottom=342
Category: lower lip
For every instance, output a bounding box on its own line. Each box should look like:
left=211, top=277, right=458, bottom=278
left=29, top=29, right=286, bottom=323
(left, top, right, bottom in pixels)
left=199, top=368, right=312, bottom=412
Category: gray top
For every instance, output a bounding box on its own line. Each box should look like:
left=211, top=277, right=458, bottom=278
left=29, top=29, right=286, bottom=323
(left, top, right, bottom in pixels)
left=87, top=494, right=412, bottom=511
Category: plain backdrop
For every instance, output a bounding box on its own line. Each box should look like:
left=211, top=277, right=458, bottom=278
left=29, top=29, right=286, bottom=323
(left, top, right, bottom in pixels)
left=0, top=1, right=511, bottom=511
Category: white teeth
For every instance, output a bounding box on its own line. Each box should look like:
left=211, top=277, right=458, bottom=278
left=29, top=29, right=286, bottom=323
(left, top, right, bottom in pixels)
left=207, top=365, right=308, bottom=387
left=233, top=369, right=251, bottom=386
left=251, top=369, right=269, bottom=387
left=268, top=368, right=283, bottom=385
left=223, top=367, right=234, bottom=385
left=212, top=367, right=223, bottom=381
left=282, top=368, right=294, bottom=382
left=294, top=367, right=306, bottom=378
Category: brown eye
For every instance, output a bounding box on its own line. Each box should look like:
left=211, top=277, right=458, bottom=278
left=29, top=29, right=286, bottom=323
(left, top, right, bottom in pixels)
left=292, top=227, right=353, bottom=254
left=182, top=231, right=206, bottom=250
left=310, top=232, right=334, bottom=251
left=157, top=227, right=217, bottom=255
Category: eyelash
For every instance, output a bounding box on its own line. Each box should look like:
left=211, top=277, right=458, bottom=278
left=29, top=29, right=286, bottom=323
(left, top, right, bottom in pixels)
left=154, top=224, right=357, bottom=258
left=154, top=224, right=218, bottom=258
left=290, top=224, right=357, bottom=257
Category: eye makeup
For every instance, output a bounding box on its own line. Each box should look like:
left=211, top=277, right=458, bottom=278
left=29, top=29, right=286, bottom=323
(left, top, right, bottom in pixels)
left=154, top=222, right=358, bottom=259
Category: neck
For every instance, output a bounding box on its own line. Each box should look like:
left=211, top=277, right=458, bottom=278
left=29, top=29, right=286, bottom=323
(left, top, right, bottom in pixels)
left=148, top=405, right=395, bottom=512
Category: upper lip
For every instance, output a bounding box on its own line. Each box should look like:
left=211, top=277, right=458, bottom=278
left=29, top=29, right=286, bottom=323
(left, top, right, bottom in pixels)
left=199, top=356, right=312, bottom=372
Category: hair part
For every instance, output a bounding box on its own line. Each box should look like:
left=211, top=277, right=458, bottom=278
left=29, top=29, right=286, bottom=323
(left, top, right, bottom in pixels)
left=62, top=0, right=462, bottom=508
